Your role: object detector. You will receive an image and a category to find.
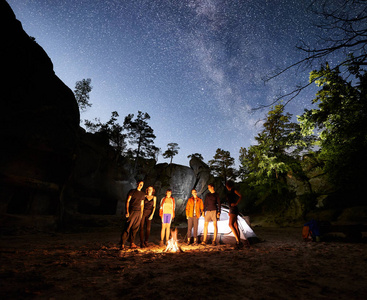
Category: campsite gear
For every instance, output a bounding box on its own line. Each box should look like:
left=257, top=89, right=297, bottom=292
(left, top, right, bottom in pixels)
left=302, top=225, right=312, bottom=241
left=197, top=205, right=257, bottom=243
left=303, top=219, right=320, bottom=242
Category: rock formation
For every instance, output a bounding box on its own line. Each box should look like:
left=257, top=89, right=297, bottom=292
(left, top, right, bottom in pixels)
left=64, top=129, right=135, bottom=217
left=189, top=157, right=211, bottom=196
left=0, top=1, right=80, bottom=221
left=144, top=163, right=196, bottom=217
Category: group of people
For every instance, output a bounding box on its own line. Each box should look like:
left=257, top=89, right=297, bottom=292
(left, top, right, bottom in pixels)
left=185, top=181, right=246, bottom=248
left=119, top=180, right=157, bottom=250
left=119, top=180, right=248, bottom=250
left=119, top=180, right=176, bottom=250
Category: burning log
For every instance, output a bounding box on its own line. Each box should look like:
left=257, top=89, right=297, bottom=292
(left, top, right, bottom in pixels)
left=164, top=228, right=183, bottom=253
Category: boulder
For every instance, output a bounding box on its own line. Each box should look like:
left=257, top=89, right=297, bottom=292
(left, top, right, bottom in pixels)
left=308, top=174, right=335, bottom=195
left=189, top=157, right=217, bottom=198
left=286, top=173, right=312, bottom=196
left=145, top=163, right=196, bottom=217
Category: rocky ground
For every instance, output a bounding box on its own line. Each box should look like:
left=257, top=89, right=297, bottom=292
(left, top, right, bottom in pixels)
left=1, top=221, right=367, bottom=300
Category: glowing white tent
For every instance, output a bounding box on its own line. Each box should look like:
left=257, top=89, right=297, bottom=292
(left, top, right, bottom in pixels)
left=197, top=205, right=257, bottom=243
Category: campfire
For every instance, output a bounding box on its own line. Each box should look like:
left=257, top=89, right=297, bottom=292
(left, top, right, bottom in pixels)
left=164, top=228, right=183, bottom=253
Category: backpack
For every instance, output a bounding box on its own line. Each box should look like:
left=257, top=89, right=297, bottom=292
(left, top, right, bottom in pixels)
left=303, top=219, right=320, bottom=241
left=302, top=225, right=312, bottom=241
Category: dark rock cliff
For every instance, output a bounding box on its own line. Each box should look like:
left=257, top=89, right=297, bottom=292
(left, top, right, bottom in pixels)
left=0, top=0, right=80, bottom=221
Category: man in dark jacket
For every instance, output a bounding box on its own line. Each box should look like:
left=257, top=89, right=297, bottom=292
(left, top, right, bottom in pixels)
left=119, top=180, right=145, bottom=250
left=202, top=184, right=221, bottom=246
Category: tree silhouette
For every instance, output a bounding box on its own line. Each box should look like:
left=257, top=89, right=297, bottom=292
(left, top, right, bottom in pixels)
left=163, top=143, right=180, bottom=164
left=123, top=111, right=158, bottom=172
left=74, top=78, right=92, bottom=112
left=263, top=0, right=367, bottom=108
left=84, top=111, right=126, bottom=161
left=208, top=148, right=237, bottom=184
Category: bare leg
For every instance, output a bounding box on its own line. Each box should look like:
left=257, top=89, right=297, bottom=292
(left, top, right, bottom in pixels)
left=161, top=223, right=166, bottom=241
left=203, top=222, right=208, bottom=242
left=233, top=220, right=240, bottom=241
left=229, top=214, right=240, bottom=243
left=213, top=219, right=218, bottom=242
left=166, top=224, right=171, bottom=242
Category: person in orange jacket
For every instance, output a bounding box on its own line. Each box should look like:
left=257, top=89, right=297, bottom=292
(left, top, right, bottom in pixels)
left=159, top=189, right=175, bottom=246
left=185, top=189, right=204, bottom=245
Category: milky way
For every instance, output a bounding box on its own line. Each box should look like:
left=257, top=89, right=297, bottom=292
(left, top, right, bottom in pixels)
left=8, top=0, right=334, bottom=167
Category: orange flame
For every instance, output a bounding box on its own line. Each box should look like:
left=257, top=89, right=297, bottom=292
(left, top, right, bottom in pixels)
left=164, top=228, right=182, bottom=252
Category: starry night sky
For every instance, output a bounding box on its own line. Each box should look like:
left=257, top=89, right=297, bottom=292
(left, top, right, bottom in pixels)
left=8, top=0, right=328, bottom=167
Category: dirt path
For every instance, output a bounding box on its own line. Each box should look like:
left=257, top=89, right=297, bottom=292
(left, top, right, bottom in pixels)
left=1, top=225, right=366, bottom=299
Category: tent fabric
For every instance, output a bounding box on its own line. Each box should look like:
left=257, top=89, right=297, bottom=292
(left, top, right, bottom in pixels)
left=196, top=205, right=257, bottom=243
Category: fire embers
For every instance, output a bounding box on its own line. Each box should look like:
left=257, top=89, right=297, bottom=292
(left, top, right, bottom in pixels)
left=164, top=228, right=183, bottom=253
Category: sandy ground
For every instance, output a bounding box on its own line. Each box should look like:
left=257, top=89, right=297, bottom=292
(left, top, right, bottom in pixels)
left=1, top=222, right=367, bottom=300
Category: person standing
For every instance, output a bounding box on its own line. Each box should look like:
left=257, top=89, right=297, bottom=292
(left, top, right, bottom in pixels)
left=159, top=189, right=175, bottom=246
left=185, top=189, right=204, bottom=245
left=225, top=180, right=247, bottom=248
left=119, top=180, right=145, bottom=250
left=202, top=184, right=221, bottom=246
left=139, top=186, right=156, bottom=248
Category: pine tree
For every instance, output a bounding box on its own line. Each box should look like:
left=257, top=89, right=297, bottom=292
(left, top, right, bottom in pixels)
left=208, top=148, right=237, bottom=184
left=163, top=143, right=180, bottom=164
left=74, top=78, right=92, bottom=112
left=123, top=111, right=158, bottom=172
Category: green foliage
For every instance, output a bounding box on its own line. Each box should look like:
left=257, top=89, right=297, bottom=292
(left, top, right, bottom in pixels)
left=240, top=104, right=309, bottom=188
left=208, top=148, right=237, bottom=184
left=74, top=78, right=92, bottom=112
left=236, top=182, right=257, bottom=213
left=246, top=183, right=294, bottom=214
left=163, top=143, right=180, bottom=164
left=300, top=63, right=367, bottom=195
